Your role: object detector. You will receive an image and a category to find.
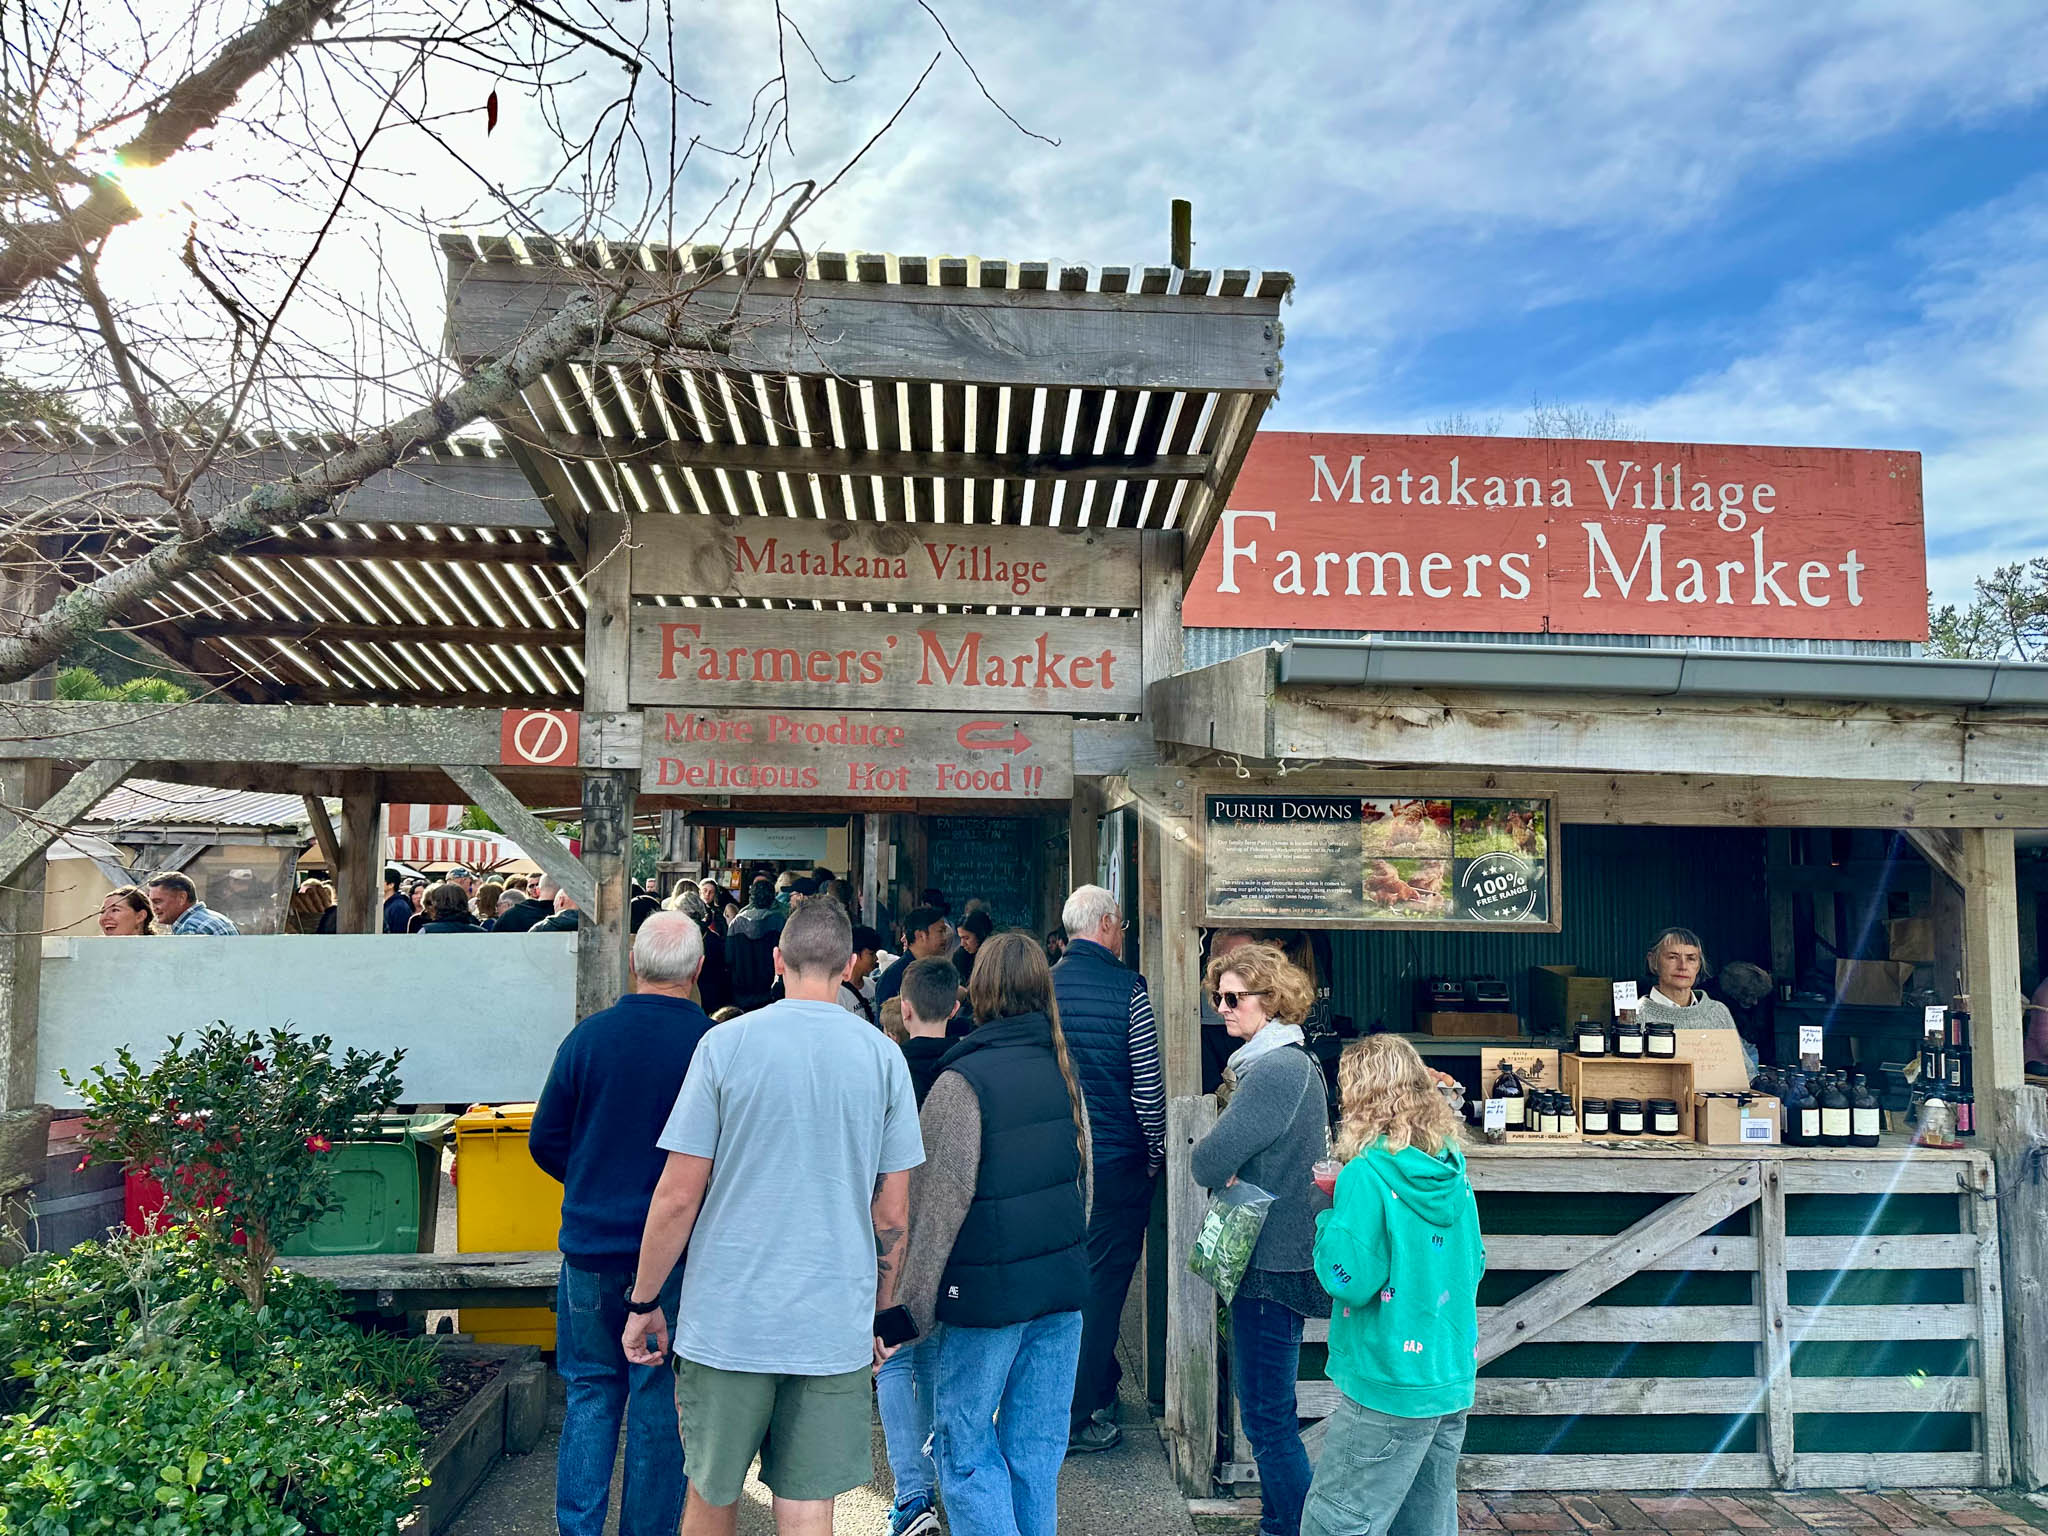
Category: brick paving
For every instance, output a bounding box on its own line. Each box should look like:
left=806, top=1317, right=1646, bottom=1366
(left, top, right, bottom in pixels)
left=1445, top=1491, right=2048, bottom=1536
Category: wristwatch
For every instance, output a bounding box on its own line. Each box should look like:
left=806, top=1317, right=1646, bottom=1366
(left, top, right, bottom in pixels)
left=624, top=1295, right=663, bottom=1315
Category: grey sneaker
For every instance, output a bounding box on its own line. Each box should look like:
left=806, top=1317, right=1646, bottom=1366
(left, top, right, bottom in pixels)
left=1066, top=1419, right=1123, bottom=1455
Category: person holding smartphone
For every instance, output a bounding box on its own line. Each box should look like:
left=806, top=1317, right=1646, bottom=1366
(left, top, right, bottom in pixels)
left=897, top=934, right=1093, bottom=1536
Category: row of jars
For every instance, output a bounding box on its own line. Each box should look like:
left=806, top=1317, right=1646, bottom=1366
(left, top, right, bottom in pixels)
left=1572, top=1012, right=1676, bottom=1059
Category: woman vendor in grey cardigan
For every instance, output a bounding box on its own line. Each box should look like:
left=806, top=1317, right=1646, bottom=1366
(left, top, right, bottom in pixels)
left=1192, top=942, right=1330, bottom=1536
left=1638, top=926, right=1740, bottom=1031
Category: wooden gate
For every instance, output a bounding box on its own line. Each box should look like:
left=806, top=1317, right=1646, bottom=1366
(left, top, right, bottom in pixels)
left=1192, top=1133, right=2010, bottom=1492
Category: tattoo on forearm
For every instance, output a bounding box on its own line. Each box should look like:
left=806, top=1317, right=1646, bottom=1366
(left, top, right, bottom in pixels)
left=875, top=1225, right=904, bottom=1267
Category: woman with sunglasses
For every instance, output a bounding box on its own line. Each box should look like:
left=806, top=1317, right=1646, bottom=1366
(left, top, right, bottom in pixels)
left=1191, top=941, right=1330, bottom=1536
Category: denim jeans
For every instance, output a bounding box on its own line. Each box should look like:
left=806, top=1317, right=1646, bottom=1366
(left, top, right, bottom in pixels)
left=934, top=1311, right=1083, bottom=1536
left=554, top=1260, right=686, bottom=1536
left=1230, top=1296, right=1310, bottom=1536
left=1300, top=1396, right=1467, bottom=1536
left=1072, top=1154, right=1156, bottom=1431
left=876, top=1331, right=939, bottom=1507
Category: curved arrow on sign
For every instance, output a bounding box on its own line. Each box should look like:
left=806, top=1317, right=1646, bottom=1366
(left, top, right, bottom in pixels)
left=957, top=720, right=1032, bottom=754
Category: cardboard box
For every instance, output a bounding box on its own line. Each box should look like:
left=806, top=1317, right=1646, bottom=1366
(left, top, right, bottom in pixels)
left=1694, top=1092, right=1782, bottom=1146
left=1420, top=1011, right=1522, bottom=1038
left=1562, top=1055, right=1697, bottom=1139
left=1886, top=918, right=1935, bottom=965
left=1835, top=958, right=1914, bottom=1007
left=1531, top=965, right=1614, bottom=1036
left=1672, top=1027, right=1752, bottom=1092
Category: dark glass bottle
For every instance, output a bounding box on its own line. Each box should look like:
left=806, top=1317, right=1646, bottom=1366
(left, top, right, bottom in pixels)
left=1959, top=1089, right=1977, bottom=1138
left=1849, top=1073, right=1881, bottom=1148
left=1780, top=1071, right=1810, bottom=1146
left=1493, top=1060, right=1526, bottom=1130
left=1819, top=1072, right=1851, bottom=1148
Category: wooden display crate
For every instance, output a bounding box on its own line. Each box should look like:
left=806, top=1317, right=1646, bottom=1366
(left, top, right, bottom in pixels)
left=1420, top=1010, right=1521, bottom=1038
left=1561, top=1056, right=1697, bottom=1139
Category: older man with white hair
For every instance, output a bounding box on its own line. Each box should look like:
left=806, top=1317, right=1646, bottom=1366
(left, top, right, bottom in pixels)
left=530, top=912, right=716, bottom=1536
left=1051, top=882, right=1165, bottom=1454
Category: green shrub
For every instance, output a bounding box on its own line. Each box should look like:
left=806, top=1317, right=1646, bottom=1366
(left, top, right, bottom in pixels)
left=64, top=1025, right=405, bottom=1309
left=0, top=1357, right=424, bottom=1536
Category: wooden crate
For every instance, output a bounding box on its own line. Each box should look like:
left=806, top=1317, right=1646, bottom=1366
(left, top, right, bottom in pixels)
left=1562, top=1056, right=1697, bottom=1140
left=1421, top=1011, right=1521, bottom=1038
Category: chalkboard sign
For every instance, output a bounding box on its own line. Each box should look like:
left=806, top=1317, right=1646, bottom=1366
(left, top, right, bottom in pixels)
left=927, top=816, right=1042, bottom=934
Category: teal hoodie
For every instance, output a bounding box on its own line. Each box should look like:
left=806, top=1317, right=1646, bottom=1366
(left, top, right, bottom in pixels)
left=1313, top=1137, right=1485, bottom=1418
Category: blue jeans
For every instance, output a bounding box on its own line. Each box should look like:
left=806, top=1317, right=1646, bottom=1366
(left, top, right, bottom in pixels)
left=1301, top=1397, right=1466, bottom=1536
left=554, top=1261, right=685, bottom=1536
left=877, top=1332, right=938, bottom=1507
left=1072, top=1154, right=1155, bottom=1431
left=934, top=1311, right=1083, bottom=1536
left=1230, top=1296, right=1311, bottom=1536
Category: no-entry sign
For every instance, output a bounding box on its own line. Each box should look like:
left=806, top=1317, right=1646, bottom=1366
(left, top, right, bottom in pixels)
left=641, top=708, right=1073, bottom=799
left=500, top=709, right=580, bottom=767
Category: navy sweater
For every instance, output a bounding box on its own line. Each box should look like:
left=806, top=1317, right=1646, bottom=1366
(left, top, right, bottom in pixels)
left=529, top=992, right=716, bottom=1269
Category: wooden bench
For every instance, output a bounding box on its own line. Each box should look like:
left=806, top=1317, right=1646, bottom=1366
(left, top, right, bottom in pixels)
left=279, top=1249, right=561, bottom=1315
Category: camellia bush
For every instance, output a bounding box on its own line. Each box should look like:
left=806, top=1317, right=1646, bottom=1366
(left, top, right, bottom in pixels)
left=64, top=1025, right=405, bottom=1310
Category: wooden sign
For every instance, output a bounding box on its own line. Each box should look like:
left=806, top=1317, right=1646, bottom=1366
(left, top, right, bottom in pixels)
left=1204, top=793, right=1560, bottom=931
left=642, top=709, right=1073, bottom=799
left=1187, top=432, right=1926, bottom=640
left=629, top=610, right=1143, bottom=712
left=631, top=514, right=1141, bottom=608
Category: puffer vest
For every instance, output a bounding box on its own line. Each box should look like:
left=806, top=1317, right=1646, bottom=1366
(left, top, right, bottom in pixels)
left=935, top=1012, right=1089, bottom=1328
left=1052, top=939, right=1144, bottom=1161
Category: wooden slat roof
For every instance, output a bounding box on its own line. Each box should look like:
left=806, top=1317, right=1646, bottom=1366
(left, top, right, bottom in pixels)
left=3, top=240, right=1289, bottom=708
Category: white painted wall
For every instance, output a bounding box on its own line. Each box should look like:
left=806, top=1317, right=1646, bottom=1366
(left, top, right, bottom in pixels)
left=38, top=933, right=577, bottom=1107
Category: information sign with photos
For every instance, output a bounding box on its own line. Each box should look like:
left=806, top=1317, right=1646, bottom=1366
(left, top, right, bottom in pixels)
left=1203, top=793, right=1559, bottom=930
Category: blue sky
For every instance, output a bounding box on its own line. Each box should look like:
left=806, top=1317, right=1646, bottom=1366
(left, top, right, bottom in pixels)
left=618, top=0, right=2048, bottom=609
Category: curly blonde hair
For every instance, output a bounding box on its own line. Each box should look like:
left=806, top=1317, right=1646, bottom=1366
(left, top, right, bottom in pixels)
left=1335, top=1035, right=1462, bottom=1161
left=1203, top=942, right=1314, bottom=1026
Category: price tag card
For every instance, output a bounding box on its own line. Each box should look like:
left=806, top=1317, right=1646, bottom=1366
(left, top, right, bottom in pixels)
left=1612, top=980, right=1640, bottom=1011
left=1482, top=1098, right=1508, bottom=1133
left=1924, top=1004, right=1947, bottom=1038
left=1798, top=1023, right=1825, bottom=1059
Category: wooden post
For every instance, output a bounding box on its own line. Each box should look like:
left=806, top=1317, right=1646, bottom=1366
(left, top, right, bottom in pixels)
left=0, top=555, right=57, bottom=1231
left=1068, top=778, right=1102, bottom=893
left=337, top=777, right=378, bottom=934
left=1989, top=1084, right=2048, bottom=1487
left=1165, top=1094, right=1219, bottom=1496
left=1756, top=1161, right=1796, bottom=1486
left=1962, top=829, right=2025, bottom=1141
left=580, top=504, right=636, bottom=1020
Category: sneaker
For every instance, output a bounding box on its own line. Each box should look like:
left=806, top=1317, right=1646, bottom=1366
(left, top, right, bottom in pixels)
left=1065, top=1419, right=1123, bottom=1455
left=889, top=1494, right=940, bottom=1536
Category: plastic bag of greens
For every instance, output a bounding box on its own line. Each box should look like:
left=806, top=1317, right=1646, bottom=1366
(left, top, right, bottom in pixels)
left=1187, top=1180, right=1276, bottom=1303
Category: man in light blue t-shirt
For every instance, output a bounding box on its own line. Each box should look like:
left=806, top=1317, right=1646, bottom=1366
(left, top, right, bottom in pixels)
left=623, top=898, right=924, bottom=1535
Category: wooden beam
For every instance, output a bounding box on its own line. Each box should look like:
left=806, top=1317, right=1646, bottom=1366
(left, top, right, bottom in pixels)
left=0, top=702, right=603, bottom=768
left=446, top=259, right=1286, bottom=392
left=1757, top=1161, right=1796, bottom=1485
left=301, top=793, right=343, bottom=874
left=443, top=764, right=596, bottom=912
left=0, top=443, right=546, bottom=531
left=337, top=778, right=377, bottom=934
left=579, top=503, right=636, bottom=1020
left=288, top=687, right=577, bottom=710
left=554, top=432, right=1210, bottom=483
left=233, top=534, right=568, bottom=566
left=0, top=758, right=136, bottom=888
left=1179, top=392, right=1272, bottom=585
left=1164, top=1095, right=1219, bottom=1496
left=1907, top=827, right=1968, bottom=889
left=1140, top=529, right=1186, bottom=692
left=1475, top=1163, right=1763, bottom=1366
left=498, top=400, right=590, bottom=566
left=182, top=618, right=582, bottom=647
left=1962, top=829, right=2027, bottom=1132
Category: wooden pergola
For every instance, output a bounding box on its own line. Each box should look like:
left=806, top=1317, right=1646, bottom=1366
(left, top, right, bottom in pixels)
left=0, top=238, right=1290, bottom=1204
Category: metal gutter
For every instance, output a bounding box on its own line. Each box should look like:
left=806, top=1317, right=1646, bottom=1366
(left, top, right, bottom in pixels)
left=1275, top=637, right=2048, bottom=708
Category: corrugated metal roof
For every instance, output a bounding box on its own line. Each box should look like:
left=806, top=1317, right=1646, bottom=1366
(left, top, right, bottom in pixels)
left=82, top=778, right=326, bottom=833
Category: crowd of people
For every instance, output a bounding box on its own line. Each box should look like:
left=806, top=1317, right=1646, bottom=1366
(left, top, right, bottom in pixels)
left=526, top=873, right=1481, bottom=1536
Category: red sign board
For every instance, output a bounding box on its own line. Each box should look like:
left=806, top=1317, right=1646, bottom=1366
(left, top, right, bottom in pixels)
left=1185, top=433, right=1927, bottom=640
left=500, top=709, right=579, bottom=767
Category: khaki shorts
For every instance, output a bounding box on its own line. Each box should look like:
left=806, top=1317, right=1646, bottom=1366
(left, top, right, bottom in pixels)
left=673, top=1357, right=873, bottom=1506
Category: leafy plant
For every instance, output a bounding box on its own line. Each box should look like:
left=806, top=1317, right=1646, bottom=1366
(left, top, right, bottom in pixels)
left=64, top=1026, right=405, bottom=1310
left=54, top=665, right=191, bottom=703
left=1929, top=556, right=2048, bottom=661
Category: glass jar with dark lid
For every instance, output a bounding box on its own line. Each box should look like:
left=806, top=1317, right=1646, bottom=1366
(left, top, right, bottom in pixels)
left=1612, top=1016, right=1646, bottom=1057
left=1646, top=1021, right=1678, bottom=1058
left=1613, top=1097, right=1645, bottom=1135
left=1581, top=1097, right=1611, bottom=1134
left=1648, top=1097, right=1681, bottom=1135
left=1573, top=1013, right=1608, bottom=1056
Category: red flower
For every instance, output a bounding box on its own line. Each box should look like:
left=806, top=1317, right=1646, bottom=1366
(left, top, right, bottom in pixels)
left=305, top=1134, right=332, bottom=1153
left=73, top=1154, right=90, bottom=1172
left=246, top=1057, right=267, bottom=1072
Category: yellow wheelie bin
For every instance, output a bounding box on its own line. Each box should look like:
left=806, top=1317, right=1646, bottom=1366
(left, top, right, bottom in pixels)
left=453, top=1103, right=561, bottom=1348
